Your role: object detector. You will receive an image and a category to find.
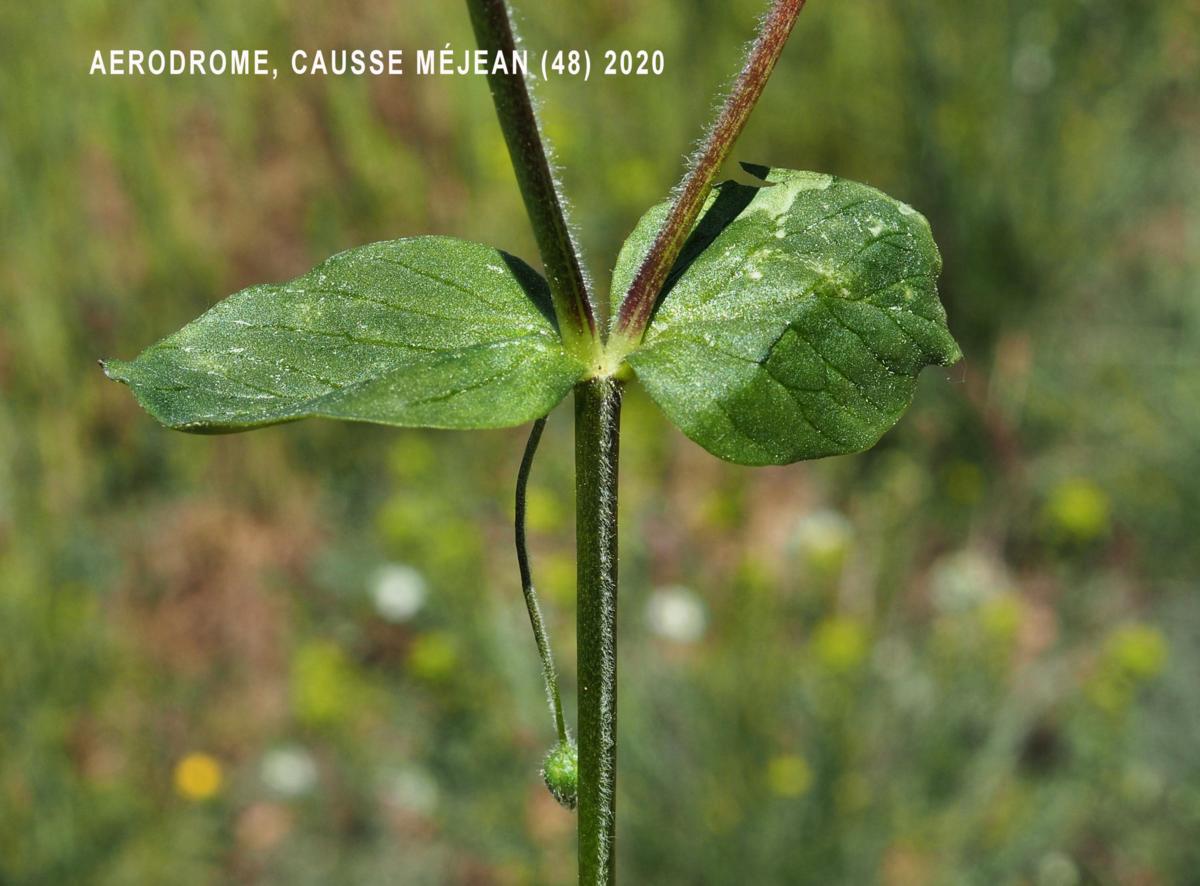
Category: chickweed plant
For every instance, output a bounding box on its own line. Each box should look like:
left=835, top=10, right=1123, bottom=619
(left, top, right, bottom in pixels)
left=104, top=1, right=959, bottom=881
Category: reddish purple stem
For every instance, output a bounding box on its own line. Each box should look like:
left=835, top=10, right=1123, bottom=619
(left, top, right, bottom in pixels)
left=614, top=0, right=806, bottom=341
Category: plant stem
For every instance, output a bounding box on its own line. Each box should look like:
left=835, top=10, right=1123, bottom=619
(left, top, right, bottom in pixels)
left=515, top=416, right=568, bottom=744
left=574, top=378, right=622, bottom=886
left=465, top=0, right=600, bottom=358
left=472, top=4, right=804, bottom=881
left=612, top=0, right=806, bottom=346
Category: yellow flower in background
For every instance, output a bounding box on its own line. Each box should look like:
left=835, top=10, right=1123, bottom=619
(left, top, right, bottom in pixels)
left=813, top=616, right=868, bottom=673
left=174, top=753, right=223, bottom=801
left=408, top=631, right=458, bottom=682
left=767, top=755, right=812, bottom=798
left=1107, top=623, right=1168, bottom=680
left=1087, top=622, right=1169, bottom=713
left=980, top=593, right=1023, bottom=646
left=1044, top=478, right=1110, bottom=541
left=292, top=641, right=357, bottom=727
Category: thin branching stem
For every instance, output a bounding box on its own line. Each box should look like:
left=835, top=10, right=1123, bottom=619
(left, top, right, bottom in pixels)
left=515, top=416, right=568, bottom=745
left=465, top=0, right=600, bottom=357
left=613, top=0, right=806, bottom=345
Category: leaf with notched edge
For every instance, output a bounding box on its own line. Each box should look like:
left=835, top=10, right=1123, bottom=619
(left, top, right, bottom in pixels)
left=614, top=165, right=961, bottom=465
left=104, top=237, right=588, bottom=432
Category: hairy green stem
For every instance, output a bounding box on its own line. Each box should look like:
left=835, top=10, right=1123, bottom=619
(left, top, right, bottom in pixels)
left=575, top=378, right=622, bottom=886
left=613, top=0, right=806, bottom=345
left=470, top=3, right=803, bottom=880
left=515, top=416, right=568, bottom=744
left=464, top=0, right=600, bottom=357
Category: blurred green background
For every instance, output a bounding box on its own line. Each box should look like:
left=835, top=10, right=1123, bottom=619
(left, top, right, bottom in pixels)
left=2, top=1, right=1198, bottom=883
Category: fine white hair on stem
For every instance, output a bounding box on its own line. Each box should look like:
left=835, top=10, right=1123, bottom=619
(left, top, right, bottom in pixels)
left=506, top=4, right=599, bottom=323
left=615, top=0, right=805, bottom=339
left=466, top=0, right=599, bottom=345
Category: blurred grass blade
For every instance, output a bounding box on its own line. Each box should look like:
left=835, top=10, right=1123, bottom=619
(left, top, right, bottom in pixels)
left=104, top=236, right=587, bottom=432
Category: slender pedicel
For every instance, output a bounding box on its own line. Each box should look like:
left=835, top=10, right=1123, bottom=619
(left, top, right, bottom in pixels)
left=515, top=416, right=569, bottom=744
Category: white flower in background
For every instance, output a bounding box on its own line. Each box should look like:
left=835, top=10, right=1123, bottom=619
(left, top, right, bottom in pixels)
left=1036, top=851, right=1079, bottom=886
left=929, top=549, right=1010, bottom=614
left=1012, top=43, right=1054, bottom=93
left=645, top=585, right=707, bottom=644
left=371, top=563, right=427, bottom=623
left=260, top=746, right=318, bottom=798
left=791, top=509, right=853, bottom=572
left=873, top=637, right=935, bottom=714
left=382, top=765, right=439, bottom=816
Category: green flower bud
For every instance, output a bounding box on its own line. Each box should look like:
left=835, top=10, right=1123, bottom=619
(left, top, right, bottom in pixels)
left=542, top=740, right=578, bottom=810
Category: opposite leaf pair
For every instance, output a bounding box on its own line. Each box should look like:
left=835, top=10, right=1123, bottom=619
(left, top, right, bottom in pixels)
left=104, top=165, right=960, bottom=464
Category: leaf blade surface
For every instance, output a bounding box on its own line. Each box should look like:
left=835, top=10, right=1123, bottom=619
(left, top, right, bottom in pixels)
left=105, top=237, right=586, bottom=432
left=615, top=166, right=961, bottom=465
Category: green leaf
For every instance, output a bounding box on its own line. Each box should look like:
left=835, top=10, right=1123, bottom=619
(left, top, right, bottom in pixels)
left=104, top=237, right=587, bottom=432
left=614, top=165, right=961, bottom=465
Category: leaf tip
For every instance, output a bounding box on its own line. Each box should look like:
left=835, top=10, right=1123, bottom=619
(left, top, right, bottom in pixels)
left=99, top=358, right=131, bottom=384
